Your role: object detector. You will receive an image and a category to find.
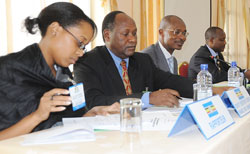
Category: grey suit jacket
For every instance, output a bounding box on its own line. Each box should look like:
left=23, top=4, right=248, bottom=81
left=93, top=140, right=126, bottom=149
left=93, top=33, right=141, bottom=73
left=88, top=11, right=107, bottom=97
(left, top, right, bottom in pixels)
left=141, top=42, right=178, bottom=75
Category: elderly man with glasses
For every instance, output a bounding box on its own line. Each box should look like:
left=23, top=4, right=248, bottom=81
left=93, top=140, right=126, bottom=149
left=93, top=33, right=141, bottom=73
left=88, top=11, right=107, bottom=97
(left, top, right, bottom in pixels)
left=141, top=15, right=188, bottom=75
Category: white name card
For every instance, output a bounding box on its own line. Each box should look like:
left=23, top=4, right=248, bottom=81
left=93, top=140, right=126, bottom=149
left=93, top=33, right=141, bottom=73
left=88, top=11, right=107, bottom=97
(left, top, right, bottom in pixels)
left=221, top=86, right=250, bottom=117
left=69, top=83, right=86, bottom=111
left=168, top=95, right=234, bottom=140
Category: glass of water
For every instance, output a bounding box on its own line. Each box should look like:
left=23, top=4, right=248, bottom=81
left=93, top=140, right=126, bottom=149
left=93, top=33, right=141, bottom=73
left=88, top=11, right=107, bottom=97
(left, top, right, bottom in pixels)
left=120, top=98, right=142, bottom=133
left=193, top=83, right=198, bottom=101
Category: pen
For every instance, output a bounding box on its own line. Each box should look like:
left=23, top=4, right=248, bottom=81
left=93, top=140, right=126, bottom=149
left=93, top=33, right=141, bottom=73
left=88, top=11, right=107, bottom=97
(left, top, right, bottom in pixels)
left=174, top=95, right=182, bottom=100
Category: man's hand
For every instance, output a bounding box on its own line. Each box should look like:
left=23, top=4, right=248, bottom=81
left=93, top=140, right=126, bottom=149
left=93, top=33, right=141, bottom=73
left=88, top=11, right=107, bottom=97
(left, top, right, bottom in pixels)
left=244, top=70, right=250, bottom=80
left=83, top=102, right=120, bottom=117
left=149, top=89, right=180, bottom=107
left=212, top=86, right=234, bottom=96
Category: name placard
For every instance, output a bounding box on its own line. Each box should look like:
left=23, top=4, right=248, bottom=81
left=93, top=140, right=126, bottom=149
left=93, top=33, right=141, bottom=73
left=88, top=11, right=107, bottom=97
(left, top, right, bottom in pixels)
left=221, top=86, right=250, bottom=117
left=168, top=95, right=234, bottom=140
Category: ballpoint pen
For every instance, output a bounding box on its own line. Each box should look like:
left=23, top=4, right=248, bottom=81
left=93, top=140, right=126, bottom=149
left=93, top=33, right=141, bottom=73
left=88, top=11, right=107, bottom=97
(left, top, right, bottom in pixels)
left=174, top=95, right=182, bottom=100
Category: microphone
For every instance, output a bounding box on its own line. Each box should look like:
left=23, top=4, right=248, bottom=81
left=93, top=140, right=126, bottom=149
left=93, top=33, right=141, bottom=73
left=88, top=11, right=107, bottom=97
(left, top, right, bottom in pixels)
left=210, top=56, right=248, bottom=86
left=209, top=56, right=243, bottom=72
left=210, top=56, right=230, bottom=65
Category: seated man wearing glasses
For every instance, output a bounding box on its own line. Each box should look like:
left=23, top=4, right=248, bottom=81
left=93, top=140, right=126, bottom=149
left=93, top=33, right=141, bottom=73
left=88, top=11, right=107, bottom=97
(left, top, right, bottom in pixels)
left=141, top=15, right=188, bottom=75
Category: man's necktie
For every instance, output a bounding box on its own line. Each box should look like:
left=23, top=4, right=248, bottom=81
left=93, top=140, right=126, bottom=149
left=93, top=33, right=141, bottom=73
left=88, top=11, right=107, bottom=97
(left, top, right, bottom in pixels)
left=168, top=57, right=174, bottom=73
left=215, top=55, right=221, bottom=71
left=120, top=60, right=132, bottom=95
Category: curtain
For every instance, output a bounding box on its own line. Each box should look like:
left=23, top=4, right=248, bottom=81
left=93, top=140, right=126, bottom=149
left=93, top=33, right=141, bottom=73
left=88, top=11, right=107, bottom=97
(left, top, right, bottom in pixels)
left=1, top=0, right=104, bottom=56
left=101, top=0, right=118, bottom=13
left=212, top=0, right=250, bottom=68
left=89, top=0, right=117, bottom=48
left=5, top=0, right=13, bottom=54
left=139, top=0, right=164, bottom=51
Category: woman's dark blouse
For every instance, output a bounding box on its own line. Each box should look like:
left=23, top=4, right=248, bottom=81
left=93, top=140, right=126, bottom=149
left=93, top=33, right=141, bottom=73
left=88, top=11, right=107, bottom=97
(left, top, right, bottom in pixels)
left=0, top=43, right=85, bottom=132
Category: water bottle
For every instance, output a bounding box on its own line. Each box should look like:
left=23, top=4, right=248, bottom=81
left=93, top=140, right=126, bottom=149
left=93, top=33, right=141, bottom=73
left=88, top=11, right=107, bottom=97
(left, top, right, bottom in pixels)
left=228, top=61, right=240, bottom=87
left=196, top=64, right=213, bottom=100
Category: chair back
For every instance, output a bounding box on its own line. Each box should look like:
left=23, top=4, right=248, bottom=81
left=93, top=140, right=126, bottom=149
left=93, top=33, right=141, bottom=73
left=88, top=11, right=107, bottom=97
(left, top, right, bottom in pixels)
left=178, top=61, right=189, bottom=77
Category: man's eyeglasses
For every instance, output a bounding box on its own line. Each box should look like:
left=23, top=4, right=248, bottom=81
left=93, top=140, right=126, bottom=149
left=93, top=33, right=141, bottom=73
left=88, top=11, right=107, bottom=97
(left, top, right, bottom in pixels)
left=167, top=29, right=189, bottom=37
left=61, top=26, right=86, bottom=51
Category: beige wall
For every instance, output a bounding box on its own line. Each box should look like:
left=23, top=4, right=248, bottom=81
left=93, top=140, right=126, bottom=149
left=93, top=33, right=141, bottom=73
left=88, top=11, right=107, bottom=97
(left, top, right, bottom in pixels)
left=165, top=0, right=210, bottom=65
left=116, top=0, right=142, bottom=51
left=116, top=0, right=211, bottom=59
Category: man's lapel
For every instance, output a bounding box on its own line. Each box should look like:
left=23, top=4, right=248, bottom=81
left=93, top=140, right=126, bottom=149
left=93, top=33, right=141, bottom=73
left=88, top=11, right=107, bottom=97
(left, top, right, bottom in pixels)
left=155, top=42, right=171, bottom=72
left=127, top=56, right=139, bottom=92
left=101, top=47, right=126, bottom=94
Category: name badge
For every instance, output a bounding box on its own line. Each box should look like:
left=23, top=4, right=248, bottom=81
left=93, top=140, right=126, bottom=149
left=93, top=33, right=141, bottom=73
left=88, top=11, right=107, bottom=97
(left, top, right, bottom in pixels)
left=69, top=83, right=86, bottom=111
left=168, top=95, right=234, bottom=140
left=221, top=86, right=250, bottom=117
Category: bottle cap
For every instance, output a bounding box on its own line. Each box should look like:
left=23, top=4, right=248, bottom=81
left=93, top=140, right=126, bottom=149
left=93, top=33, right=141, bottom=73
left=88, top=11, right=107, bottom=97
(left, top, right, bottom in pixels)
left=231, top=61, right=237, bottom=67
left=200, top=64, right=208, bottom=70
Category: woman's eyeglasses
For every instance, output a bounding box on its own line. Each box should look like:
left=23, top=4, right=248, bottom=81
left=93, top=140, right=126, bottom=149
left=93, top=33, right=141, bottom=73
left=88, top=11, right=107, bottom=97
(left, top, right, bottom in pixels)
left=61, top=26, right=86, bottom=51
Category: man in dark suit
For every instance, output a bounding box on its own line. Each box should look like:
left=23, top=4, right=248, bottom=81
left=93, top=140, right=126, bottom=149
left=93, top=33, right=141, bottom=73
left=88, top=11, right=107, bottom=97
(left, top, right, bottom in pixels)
left=188, top=27, right=250, bottom=83
left=141, top=15, right=188, bottom=75
left=74, top=11, right=227, bottom=109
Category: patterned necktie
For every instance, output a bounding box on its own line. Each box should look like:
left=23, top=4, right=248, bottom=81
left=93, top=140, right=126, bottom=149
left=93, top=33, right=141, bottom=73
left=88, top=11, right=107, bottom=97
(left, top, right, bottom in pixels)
left=168, top=57, right=174, bottom=73
left=215, top=55, right=221, bottom=71
left=120, top=60, right=132, bottom=95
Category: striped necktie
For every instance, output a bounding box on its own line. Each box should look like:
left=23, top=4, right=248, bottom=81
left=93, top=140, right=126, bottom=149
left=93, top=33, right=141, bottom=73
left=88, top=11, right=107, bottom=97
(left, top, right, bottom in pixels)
left=120, top=60, right=132, bottom=95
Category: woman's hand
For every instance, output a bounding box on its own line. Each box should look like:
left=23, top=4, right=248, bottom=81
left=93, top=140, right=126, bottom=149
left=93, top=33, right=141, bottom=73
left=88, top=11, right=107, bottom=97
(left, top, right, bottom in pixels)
left=34, top=88, right=72, bottom=122
left=83, top=102, right=120, bottom=117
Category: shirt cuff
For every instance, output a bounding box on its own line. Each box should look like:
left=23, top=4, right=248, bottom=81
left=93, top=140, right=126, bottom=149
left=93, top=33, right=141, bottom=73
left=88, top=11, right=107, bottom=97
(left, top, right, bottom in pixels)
left=141, top=92, right=153, bottom=109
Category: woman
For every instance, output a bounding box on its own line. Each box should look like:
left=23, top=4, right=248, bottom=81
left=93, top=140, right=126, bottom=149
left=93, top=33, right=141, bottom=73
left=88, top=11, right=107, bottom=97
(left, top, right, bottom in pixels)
left=0, top=2, right=119, bottom=141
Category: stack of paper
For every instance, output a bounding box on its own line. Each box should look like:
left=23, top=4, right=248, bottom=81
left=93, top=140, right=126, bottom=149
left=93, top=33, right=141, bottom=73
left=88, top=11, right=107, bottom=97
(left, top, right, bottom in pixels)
left=22, top=125, right=95, bottom=145
left=63, top=109, right=180, bottom=131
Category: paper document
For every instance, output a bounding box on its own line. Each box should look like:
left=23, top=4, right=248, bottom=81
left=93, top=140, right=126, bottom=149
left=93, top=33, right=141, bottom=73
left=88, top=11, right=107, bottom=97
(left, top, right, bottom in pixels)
left=142, top=111, right=177, bottom=130
left=22, top=125, right=95, bottom=145
left=63, top=114, right=120, bottom=130
left=63, top=110, right=179, bottom=131
left=145, top=97, right=193, bottom=112
left=179, top=97, right=194, bottom=107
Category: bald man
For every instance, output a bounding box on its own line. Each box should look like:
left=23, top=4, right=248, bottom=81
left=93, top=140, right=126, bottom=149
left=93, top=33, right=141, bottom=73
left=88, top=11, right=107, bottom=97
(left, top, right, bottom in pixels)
left=188, top=26, right=250, bottom=83
left=141, top=15, right=188, bottom=74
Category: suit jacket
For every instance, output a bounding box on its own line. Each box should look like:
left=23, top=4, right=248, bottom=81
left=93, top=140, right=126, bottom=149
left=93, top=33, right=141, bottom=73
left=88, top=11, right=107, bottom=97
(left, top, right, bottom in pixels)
left=141, top=42, right=178, bottom=74
left=74, top=46, right=193, bottom=109
left=188, top=45, right=230, bottom=83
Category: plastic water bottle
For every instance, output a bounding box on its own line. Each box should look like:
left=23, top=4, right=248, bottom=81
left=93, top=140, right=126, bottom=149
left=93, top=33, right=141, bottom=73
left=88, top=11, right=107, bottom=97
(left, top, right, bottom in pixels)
left=228, top=61, right=240, bottom=87
left=196, top=64, right=213, bottom=100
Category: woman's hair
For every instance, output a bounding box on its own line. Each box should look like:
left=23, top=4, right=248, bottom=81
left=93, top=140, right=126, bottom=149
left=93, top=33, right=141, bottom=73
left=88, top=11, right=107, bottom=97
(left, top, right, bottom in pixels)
left=24, top=2, right=97, bottom=38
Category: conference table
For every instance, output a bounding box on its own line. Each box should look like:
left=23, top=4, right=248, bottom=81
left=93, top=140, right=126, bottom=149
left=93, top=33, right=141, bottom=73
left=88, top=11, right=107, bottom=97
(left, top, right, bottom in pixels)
left=1, top=108, right=250, bottom=154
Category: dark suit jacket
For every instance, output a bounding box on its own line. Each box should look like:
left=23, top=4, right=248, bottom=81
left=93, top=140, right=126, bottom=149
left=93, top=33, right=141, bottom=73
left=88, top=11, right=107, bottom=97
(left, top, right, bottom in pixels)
left=141, top=42, right=178, bottom=74
left=74, top=46, right=193, bottom=109
left=188, top=45, right=230, bottom=83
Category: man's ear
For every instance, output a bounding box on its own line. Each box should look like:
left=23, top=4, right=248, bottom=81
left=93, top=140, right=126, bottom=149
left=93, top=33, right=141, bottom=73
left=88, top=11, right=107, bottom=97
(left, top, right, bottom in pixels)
left=210, top=37, right=215, bottom=45
left=103, top=29, right=111, bottom=42
left=159, top=29, right=163, bottom=35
